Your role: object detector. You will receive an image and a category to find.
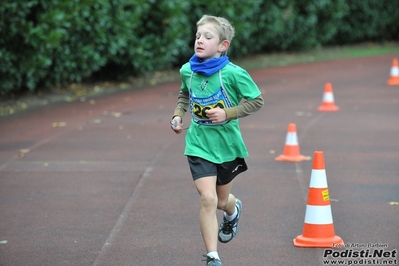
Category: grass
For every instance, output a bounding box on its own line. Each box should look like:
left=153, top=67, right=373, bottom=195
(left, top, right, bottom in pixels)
left=1, top=42, right=398, bottom=117
left=234, top=42, right=399, bottom=70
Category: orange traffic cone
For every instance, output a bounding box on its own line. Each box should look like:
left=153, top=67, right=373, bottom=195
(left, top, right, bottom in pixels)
left=387, top=58, right=399, bottom=86
left=293, top=151, right=344, bottom=248
left=318, top=83, right=339, bottom=112
left=275, top=123, right=310, bottom=162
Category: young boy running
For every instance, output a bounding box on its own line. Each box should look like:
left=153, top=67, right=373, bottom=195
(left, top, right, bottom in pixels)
left=170, top=14, right=264, bottom=266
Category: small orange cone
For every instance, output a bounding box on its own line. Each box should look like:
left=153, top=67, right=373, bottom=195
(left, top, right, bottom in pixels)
left=293, top=151, right=344, bottom=248
left=275, top=123, right=310, bottom=162
left=387, top=58, right=399, bottom=86
left=318, top=83, right=339, bottom=112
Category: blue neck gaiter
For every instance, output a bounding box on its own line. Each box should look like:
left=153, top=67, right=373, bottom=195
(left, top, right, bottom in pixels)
left=189, top=54, right=230, bottom=76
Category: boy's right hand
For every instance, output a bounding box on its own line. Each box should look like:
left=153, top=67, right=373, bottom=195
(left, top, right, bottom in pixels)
left=170, top=116, right=183, bottom=134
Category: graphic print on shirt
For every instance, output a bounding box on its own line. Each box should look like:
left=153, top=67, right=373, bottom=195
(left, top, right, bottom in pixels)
left=199, top=80, right=209, bottom=91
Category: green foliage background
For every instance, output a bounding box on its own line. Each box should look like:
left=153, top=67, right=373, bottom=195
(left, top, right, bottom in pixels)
left=1, top=0, right=398, bottom=95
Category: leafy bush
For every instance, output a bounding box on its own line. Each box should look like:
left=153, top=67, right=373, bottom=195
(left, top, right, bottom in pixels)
left=0, top=0, right=190, bottom=94
left=252, top=0, right=349, bottom=52
left=332, top=0, right=399, bottom=44
left=100, top=0, right=191, bottom=79
left=0, top=0, right=398, bottom=96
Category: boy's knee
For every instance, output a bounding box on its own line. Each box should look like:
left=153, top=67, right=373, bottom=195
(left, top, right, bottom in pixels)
left=200, top=192, right=218, bottom=207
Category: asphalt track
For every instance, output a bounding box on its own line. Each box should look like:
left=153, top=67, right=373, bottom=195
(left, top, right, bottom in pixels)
left=0, top=54, right=398, bottom=266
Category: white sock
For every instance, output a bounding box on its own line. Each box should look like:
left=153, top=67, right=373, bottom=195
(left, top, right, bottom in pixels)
left=224, top=207, right=238, bottom=221
left=207, top=251, right=220, bottom=260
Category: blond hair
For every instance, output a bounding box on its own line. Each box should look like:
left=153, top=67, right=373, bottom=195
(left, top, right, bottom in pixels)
left=197, top=15, right=235, bottom=55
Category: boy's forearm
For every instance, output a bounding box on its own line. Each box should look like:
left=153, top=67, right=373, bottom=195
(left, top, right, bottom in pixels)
left=173, top=92, right=264, bottom=121
left=173, top=91, right=189, bottom=120
left=225, top=95, right=264, bottom=120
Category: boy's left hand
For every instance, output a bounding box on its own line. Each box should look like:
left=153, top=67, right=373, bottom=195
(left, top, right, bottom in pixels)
left=206, top=108, right=227, bottom=123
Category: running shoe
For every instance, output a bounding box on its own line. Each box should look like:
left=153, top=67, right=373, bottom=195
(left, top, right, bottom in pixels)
left=203, top=255, right=222, bottom=266
left=218, top=198, right=242, bottom=243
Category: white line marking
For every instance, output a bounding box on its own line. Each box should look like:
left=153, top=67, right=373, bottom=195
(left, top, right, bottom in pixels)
left=91, top=140, right=174, bottom=266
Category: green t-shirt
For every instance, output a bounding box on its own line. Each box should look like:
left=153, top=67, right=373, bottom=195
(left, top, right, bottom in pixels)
left=180, top=62, right=261, bottom=164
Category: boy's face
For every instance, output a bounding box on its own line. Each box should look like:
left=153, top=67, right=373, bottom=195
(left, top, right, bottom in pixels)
left=195, top=23, right=229, bottom=62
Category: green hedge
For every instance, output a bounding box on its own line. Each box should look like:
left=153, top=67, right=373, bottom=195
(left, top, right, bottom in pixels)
left=1, top=0, right=398, bottom=95
left=332, top=1, right=399, bottom=44
left=0, top=0, right=191, bottom=94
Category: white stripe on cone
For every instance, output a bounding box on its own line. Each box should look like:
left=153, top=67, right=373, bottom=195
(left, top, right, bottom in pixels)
left=309, top=169, right=328, bottom=188
left=323, top=92, right=334, bottom=103
left=285, top=132, right=298, bottom=145
left=391, top=67, right=399, bottom=76
left=304, top=205, right=334, bottom=224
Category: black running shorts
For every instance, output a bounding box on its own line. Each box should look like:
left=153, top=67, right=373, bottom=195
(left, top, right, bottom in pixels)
left=187, top=156, right=248, bottom=185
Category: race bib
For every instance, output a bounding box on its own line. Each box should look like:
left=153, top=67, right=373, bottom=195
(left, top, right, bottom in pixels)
left=190, top=87, right=232, bottom=125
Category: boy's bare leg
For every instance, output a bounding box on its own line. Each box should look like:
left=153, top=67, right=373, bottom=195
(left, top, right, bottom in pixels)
left=216, top=180, right=242, bottom=244
left=194, top=176, right=219, bottom=252
left=216, top=181, right=236, bottom=215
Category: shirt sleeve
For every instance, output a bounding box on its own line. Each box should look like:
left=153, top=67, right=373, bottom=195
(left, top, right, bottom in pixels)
left=172, top=65, right=190, bottom=121
left=173, top=90, right=189, bottom=121
left=225, top=95, right=264, bottom=120
left=224, top=65, right=264, bottom=120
